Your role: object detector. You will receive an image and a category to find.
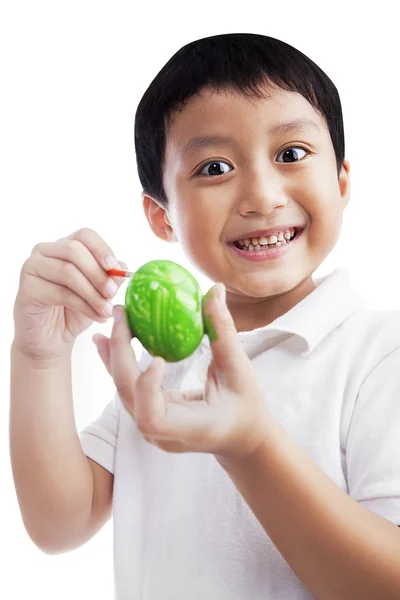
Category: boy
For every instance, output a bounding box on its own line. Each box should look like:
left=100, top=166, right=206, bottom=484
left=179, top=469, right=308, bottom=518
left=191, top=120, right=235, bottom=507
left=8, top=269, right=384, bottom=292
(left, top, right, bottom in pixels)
left=10, top=33, right=400, bottom=599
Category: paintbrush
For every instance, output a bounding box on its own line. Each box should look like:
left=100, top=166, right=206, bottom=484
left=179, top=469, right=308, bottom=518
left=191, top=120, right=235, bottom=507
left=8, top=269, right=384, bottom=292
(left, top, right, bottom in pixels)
left=107, top=268, right=134, bottom=278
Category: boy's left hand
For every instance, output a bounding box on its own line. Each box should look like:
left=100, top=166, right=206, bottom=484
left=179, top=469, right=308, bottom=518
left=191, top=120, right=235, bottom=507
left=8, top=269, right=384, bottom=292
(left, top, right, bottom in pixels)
left=92, top=284, right=271, bottom=462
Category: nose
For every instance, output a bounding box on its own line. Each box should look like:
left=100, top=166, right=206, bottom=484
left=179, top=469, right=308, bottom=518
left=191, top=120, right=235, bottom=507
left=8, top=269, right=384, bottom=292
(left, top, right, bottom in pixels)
left=236, top=166, right=288, bottom=215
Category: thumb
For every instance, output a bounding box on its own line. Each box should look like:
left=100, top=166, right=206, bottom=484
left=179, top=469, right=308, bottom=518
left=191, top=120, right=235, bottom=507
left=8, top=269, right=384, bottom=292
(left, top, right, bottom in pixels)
left=202, top=283, right=249, bottom=382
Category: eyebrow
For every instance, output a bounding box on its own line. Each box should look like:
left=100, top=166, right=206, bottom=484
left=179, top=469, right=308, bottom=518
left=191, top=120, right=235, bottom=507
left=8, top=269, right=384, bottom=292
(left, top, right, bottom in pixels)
left=179, top=118, right=321, bottom=157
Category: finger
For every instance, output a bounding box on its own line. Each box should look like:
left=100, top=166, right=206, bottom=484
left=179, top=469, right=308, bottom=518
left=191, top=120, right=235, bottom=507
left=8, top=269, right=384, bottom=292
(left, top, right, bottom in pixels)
left=203, top=283, right=250, bottom=384
left=26, top=274, right=109, bottom=324
left=144, top=436, right=196, bottom=454
left=109, top=305, right=140, bottom=417
left=135, top=361, right=212, bottom=443
left=92, top=333, right=112, bottom=375
left=65, top=227, right=119, bottom=271
left=32, top=238, right=124, bottom=302
left=134, top=356, right=167, bottom=436
left=27, top=253, right=115, bottom=320
left=66, top=229, right=129, bottom=289
left=111, top=260, right=130, bottom=287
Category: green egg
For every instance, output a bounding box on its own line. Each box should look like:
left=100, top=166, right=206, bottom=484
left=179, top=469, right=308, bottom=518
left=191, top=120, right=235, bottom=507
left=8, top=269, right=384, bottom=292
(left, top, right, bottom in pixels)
left=125, top=260, right=207, bottom=362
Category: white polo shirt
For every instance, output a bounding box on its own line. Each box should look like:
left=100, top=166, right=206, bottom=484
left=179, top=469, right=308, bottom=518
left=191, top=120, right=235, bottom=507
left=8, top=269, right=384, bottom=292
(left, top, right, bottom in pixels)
left=79, top=268, right=400, bottom=600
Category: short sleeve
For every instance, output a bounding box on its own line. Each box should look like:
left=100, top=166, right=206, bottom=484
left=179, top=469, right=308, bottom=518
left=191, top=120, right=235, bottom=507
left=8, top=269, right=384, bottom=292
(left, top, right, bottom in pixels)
left=79, top=394, right=119, bottom=474
left=346, top=348, right=400, bottom=525
left=79, top=347, right=152, bottom=475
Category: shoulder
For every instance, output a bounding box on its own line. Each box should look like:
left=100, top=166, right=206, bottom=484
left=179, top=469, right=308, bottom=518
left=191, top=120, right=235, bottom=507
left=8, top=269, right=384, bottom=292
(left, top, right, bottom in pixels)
left=339, top=309, right=400, bottom=381
left=343, top=308, right=400, bottom=351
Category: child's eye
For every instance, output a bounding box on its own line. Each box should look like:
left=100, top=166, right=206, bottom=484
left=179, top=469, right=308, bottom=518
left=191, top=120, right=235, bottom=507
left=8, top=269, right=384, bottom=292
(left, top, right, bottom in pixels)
left=276, top=146, right=309, bottom=163
left=197, top=146, right=309, bottom=177
left=198, top=161, right=232, bottom=177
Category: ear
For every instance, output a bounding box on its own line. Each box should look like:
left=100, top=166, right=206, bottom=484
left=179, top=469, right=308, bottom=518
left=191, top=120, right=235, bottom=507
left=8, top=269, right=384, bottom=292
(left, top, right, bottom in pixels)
left=142, top=193, right=178, bottom=243
left=338, top=159, right=350, bottom=209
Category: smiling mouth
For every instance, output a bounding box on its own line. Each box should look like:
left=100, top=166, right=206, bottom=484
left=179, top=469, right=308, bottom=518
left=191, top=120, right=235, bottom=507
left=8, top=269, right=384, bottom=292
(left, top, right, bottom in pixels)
left=232, top=227, right=300, bottom=251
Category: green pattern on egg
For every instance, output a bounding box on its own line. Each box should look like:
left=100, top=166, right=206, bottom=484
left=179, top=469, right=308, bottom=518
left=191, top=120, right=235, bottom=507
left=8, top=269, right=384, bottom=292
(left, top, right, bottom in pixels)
left=125, top=260, right=205, bottom=362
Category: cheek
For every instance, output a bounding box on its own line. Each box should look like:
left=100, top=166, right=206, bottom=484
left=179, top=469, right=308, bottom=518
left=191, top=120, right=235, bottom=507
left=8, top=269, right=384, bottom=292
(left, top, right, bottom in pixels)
left=175, top=188, right=223, bottom=238
left=176, top=204, right=224, bottom=270
left=308, top=192, right=344, bottom=251
left=180, top=217, right=214, bottom=259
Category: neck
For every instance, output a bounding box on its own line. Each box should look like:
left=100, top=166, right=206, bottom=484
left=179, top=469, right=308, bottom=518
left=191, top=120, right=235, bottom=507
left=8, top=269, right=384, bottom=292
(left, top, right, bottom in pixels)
left=227, top=276, right=316, bottom=333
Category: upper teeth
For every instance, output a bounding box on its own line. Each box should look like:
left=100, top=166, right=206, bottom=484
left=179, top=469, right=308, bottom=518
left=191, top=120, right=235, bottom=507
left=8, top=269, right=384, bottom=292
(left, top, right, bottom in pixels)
left=236, top=228, right=296, bottom=247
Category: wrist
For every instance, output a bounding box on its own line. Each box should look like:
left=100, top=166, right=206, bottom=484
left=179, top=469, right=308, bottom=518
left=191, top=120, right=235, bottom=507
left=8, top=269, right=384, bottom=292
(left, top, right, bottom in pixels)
left=215, top=411, right=275, bottom=472
left=11, top=340, right=73, bottom=370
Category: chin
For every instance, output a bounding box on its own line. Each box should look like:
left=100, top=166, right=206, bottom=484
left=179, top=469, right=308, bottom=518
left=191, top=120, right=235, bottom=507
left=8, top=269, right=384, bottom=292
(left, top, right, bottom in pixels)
left=239, top=269, right=313, bottom=298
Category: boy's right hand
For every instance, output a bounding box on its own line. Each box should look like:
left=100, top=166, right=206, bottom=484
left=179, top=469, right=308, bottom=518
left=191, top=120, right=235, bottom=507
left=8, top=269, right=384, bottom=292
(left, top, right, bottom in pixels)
left=13, top=228, right=127, bottom=362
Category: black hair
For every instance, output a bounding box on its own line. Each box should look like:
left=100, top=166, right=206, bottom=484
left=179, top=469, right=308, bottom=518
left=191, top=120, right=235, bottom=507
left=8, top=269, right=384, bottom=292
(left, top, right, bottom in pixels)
left=134, top=33, right=345, bottom=209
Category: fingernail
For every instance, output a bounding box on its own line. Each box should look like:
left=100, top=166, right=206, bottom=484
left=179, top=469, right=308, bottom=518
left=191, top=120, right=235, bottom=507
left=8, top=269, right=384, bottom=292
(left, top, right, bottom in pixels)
left=105, top=279, right=119, bottom=297
left=103, top=302, right=114, bottom=317
left=104, top=255, right=118, bottom=270
left=113, top=305, right=124, bottom=321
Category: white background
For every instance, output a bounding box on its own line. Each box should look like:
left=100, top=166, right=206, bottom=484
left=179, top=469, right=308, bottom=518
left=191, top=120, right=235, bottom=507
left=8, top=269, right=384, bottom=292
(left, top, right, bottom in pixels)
left=1, top=1, right=399, bottom=597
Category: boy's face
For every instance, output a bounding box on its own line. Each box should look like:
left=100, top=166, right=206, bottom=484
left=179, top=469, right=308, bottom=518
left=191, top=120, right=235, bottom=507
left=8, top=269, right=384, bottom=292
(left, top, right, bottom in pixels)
left=143, top=84, right=350, bottom=330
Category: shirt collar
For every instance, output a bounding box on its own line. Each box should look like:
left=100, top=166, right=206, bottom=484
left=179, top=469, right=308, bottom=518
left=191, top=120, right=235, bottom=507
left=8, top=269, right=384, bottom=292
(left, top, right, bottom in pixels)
left=200, top=268, right=367, bottom=356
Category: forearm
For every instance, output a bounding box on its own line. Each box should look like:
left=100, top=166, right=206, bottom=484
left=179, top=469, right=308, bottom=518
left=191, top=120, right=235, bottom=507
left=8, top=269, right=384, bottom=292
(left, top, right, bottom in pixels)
left=9, top=343, right=94, bottom=552
left=216, top=417, right=400, bottom=600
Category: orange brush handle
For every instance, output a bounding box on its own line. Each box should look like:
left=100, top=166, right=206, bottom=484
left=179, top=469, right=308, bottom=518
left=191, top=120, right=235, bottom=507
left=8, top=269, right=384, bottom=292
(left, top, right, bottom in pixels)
left=107, top=268, right=134, bottom=278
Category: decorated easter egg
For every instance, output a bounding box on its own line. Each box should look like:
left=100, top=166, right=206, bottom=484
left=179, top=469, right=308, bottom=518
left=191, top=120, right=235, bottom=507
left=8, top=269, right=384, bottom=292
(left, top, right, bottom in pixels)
left=125, top=260, right=206, bottom=362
